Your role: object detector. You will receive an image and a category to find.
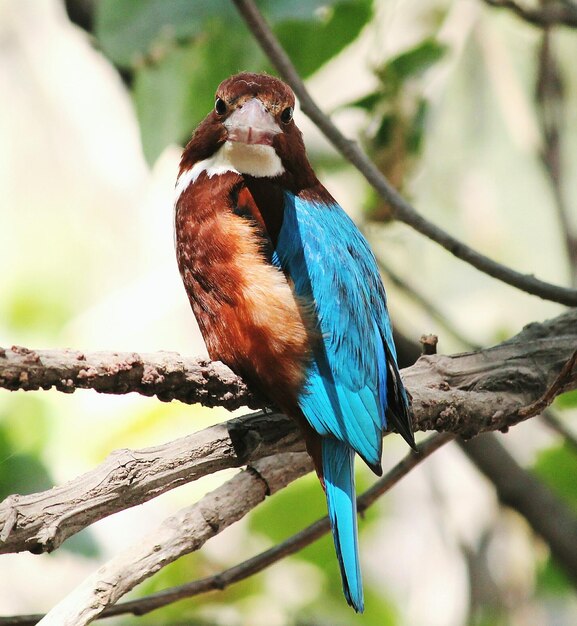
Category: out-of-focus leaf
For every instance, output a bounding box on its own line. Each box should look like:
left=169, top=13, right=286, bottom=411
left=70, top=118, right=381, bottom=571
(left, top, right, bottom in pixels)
left=134, top=552, right=215, bottom=621
left=97, top=0, right=374, bottom=162
left=4, top=283, right=71, bottom=336
left=96, top=0, right=369, bottom=69
left=275, top=0, right=373, bottom=78
left=344, top=90, right=384, bottom=112
left=250, top=473, right=325, bottom=544
left=555, top=390, right=577, bottom=409
left=377, top=38, right=447, bottom=89
left=407, top=98, right=429, bottom=154
left=0, top=395, right=52, bottom=455
left=536, top=557, right=571, bottom=595
left=374, top=113, right=396, bottom=148
left=0, top=430, right=52, bottom=499
left=361, top=586, right=398, bottom=626
left=469, top=611, right=509, bottom=626
left=95, top=0, right=235, bottom=67
left=533, top=442, right=577, bottom=512
left=0, top=398, right=100, bottom=557
left=133, top=21, right=262, bottom=162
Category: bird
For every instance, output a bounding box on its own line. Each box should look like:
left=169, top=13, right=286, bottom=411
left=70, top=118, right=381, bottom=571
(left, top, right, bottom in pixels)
left=174, top=72, right=415, bottom=612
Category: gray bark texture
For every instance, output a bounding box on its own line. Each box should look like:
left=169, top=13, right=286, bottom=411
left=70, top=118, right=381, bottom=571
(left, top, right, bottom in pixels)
left=0, top=309, right=575, bottom=557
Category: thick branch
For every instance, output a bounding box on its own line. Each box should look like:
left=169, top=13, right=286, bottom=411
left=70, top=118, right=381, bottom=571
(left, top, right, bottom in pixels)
left=0, top=410, right=299, bottom=555
left=0, top=310, right=575, bottom=557
left=0, top=346, right=261, bottom=409
left=231, top=0, right=577, bottom=306
left=0, top=433, right=451, bottom=625
left=461, top=433, right=577, bottom=586
left=1, top=310, right=576, bottom=422
left=35, top=452, right=311, bottom=626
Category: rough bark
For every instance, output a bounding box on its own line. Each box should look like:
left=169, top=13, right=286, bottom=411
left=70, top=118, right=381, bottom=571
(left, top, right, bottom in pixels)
left=0, top=411, right=300, bottom=555
left=35, top=453, right=311, bottom=626
left=0, top=347, right=261, bottom=409
left=0, top=310, right=575, bottom=557
left=1, top=309, right=575, bottom=436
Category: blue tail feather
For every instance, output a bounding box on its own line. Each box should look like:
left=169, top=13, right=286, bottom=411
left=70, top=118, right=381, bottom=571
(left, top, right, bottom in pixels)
left=322, top=438, right=364, bottom=613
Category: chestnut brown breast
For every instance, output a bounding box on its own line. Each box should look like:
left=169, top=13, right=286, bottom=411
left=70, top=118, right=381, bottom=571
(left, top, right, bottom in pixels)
left=175, top=170, right=312, bottom=408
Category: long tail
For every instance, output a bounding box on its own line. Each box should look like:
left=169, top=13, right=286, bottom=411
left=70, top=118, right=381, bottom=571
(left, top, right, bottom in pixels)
left=322, top=438, right=364, bottom=613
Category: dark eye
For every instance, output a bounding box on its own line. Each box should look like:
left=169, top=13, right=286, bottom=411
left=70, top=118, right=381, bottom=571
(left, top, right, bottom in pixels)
left=215, top=97, right=227, bottom=115
left=280, top=106, right=293, bottom=124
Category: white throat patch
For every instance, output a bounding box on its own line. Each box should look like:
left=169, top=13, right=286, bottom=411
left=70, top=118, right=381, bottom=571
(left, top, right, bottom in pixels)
left=175, top=141, right=285, bottom=203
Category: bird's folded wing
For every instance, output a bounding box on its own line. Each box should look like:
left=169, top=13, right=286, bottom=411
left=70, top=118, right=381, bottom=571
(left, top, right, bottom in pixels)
left=274, top=191, right=399, bottom=470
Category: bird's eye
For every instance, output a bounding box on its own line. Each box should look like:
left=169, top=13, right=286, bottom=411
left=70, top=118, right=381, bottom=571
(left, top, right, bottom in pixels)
left=215, top=98, right=227, bottom=116
left=280, top=106, right=293, bottom=124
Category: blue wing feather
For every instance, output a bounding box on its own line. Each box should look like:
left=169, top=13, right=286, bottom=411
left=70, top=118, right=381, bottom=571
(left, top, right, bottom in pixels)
left=274, top=191, right=411, bottom=613
left=275, top=191, right=401, bottom=468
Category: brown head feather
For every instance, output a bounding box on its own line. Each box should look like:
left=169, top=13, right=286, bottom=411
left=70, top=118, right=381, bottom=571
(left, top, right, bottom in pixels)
left=179, top=72, right=326, bottom=194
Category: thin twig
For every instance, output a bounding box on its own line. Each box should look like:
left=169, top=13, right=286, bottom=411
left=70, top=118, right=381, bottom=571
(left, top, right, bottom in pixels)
left=482, top=0, right=577, bottom=28
left=231, top=0, right=577, bottom=306
left=517, top=348, right=577, bottom=418
left=0, top=433, right=453, bottom=625
left=536, top=28, right=577, bottom=286
left=375, top=254, right=481, bottom=349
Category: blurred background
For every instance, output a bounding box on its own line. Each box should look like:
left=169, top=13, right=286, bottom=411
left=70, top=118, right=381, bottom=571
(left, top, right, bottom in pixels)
left=0, top=0, right=576, bottom=624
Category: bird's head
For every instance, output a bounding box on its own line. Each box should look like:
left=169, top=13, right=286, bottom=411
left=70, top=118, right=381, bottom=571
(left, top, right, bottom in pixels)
left=217, top=72, right=295, bottom=147
left=180, top=72, right=317, bottom=190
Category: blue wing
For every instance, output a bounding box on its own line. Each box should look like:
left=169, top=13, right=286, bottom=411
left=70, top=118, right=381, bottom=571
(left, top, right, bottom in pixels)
left=274, top=191, right=410, bottom=470
left=274, top=190, right=413, bottom=613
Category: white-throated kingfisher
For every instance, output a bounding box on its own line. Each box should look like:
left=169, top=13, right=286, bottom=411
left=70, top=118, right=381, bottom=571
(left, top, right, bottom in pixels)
left=174, top=72, right=415, bottom=612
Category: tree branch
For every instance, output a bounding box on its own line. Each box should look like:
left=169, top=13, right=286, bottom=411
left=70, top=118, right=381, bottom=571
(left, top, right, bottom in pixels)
left=482, top=0, right=577, bottom=28
left=0, top=346, right=261, bottom=409
left=0, top=433, right=451, bottom=625
left=535, top=28, right=577, bottom=286
left=518, top=348, right=577, bottom=418
left=0, top=309, right=575, bottom=557
left=460, top=433, right=577, bottom=586
left=33, top=452, right=311, bottom=626
left=230, top=0, right=577, bottom=306
left=0, top=410, right=300, bottom=555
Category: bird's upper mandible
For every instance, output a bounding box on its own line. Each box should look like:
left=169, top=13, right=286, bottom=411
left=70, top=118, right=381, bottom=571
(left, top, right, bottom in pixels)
left=223, top=98, right=282, bottom=147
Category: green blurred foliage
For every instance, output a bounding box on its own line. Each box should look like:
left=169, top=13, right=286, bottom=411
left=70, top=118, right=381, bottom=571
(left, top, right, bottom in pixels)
left=532, top=440, right=577, bottom=598
left=343, top=37, right=448, bottom=220
left=536, top=557, right=572, bottom=596
left=0, top=395, right=99, bottom=557
left=534, top=442, right=577, bottom=512
left=0, top=412, right=52, bottom=500
left=555, top=390, right=577, bottom=410
left=95, top=0, right=373, bottom=162
left=3, top=284, right=72, bottom=337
